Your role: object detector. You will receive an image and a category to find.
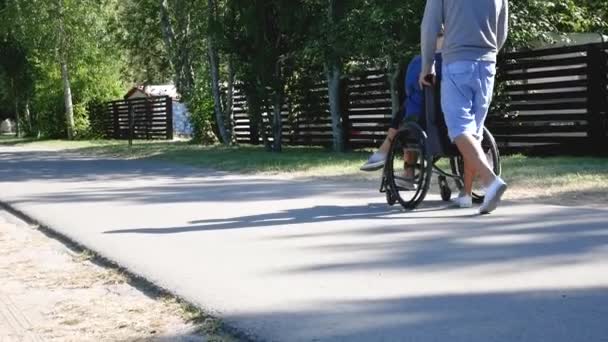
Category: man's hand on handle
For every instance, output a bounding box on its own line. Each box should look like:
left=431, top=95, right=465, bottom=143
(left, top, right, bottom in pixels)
left=419, top=72, right=436, bottom=89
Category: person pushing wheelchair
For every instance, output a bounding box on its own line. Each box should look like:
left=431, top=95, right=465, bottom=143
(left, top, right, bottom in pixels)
left=419, top=0, right=509, bottom=214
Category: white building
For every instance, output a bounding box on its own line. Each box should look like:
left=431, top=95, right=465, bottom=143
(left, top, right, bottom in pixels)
left=124, top=85, right=193, bottom=137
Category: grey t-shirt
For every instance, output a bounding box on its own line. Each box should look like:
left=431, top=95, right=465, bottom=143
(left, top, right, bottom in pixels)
left=421, top=0, right=509, bottom=73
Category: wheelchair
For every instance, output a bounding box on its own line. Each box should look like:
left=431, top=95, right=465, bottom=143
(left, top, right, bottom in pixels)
left=379, top=83, right=502, bottom=210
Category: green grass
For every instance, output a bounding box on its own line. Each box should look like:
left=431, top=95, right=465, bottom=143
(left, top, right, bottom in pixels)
left=3, top=138, right=608, bottom=203
left=0, top=134, right=32, bottom=145
left=0, top=138, right=371, bottom=176
left=82, top=142, right=372, bottom=176
left=501, top=154, right=608, bottom=186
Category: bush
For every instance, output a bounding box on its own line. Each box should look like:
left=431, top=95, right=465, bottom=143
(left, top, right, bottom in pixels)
left=186, top=85, right=218, bottom=145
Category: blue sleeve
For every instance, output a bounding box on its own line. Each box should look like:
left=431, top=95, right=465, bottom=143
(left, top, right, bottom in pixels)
left=405, top=56, right=422, bottom=97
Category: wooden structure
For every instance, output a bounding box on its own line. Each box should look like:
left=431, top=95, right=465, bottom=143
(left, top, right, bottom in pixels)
left=232, top=42, right=608, bottom=154
left=90, top=96, right=173, bottom=140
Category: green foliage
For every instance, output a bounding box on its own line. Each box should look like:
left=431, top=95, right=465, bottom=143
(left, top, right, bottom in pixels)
left=113, top=0, right=173, bottom=85
left=187, top=83, right=218, bottom=145
left=0, top=0, right=128, bottom=138
left=508, top=0, right=608, bottom=49
left=2, top=0, right=608, bottom=144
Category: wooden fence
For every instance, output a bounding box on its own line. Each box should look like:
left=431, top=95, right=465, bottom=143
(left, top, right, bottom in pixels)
left=232, top=42, right=608, bottom=154
left=232, top=71, right=397, bottom=148
left=90, top=96, right=173, bottom=140
left=488, top=42, right=608, bottom=153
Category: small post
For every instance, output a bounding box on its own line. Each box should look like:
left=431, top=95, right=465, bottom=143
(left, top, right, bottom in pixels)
left=112, top=102, right=119, bottom=139
left=128, top=102, right=134, bottom=149
left=586, top=44, right=608, bottom=154
left=145, top=99, right=152, bottom=140
left=165, top=96, right=174, bottom=140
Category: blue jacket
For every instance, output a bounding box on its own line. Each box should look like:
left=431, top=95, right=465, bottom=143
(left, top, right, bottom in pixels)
left=404, top=54, right=442, bottom=118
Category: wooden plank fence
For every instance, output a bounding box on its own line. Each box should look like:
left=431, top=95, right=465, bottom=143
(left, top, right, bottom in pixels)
left=232, top=42, right=608, bottom=154
left=89, top=96, right=173, bottom=140
left=232, top=72, right=396, bottom=148
left=488, top=42, right=608, bottom=154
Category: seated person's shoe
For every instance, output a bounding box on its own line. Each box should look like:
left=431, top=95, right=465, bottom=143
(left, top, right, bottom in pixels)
left=479, top=177, right=507, bottom=214
left=454, top=194, right=473, bottom=208
left=360, top=151, right=387, bottom=171
left=394, top=176, right=418, bottom=191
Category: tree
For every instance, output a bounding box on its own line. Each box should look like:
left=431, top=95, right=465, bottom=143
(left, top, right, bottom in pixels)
left=0, top=36, right=32, bottom=136
left=219, top=0, right=317, bottom=152
left=324, top=0, right=348, bottom=152
left=207, top=0, right=231, bottom=145
left=1, top=0, right=126, bottom=138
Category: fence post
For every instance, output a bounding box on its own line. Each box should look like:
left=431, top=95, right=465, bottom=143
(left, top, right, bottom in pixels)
left=145, top=99, right=151, bottom=140
left=165, top=96, right=174, bottom=140
left=586, top=44, right=608, bottom=154
left=128, top=102, right=134, bottom=147
left=112, top=102, right=119, bottom=139
left=339, top=77, right=351, bottom=150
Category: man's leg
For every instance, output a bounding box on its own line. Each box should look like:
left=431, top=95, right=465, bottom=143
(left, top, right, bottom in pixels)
left=463, top=155, right=476, bottom=196
left=454, top=134, right=494, bottom=187
left=442, top=61, right=506, bottom=213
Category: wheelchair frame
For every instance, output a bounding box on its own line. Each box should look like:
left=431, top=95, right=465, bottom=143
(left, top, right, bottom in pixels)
left=379, top=84, right=502, bottom=210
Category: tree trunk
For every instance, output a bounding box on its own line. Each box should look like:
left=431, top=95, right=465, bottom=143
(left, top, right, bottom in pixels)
left=272, top=89, right=283, bottom=152
left=327, top=61, right=344, bottom=152
left=60, top=56, right=75, bottom=139
left=13, top=92, right=20, bottom=137
left=227, top=57, right=236, bottom=143
left=207, top=0, right=230, bottom=145
left=326, top=0, right=345, bottom=152
left=24, top=99, right=32, bottom=134
left=159, top=0, right=177, bottom=76
left=57, top=0, right=75, bottom=140
left=207, top=45, right=230, bottom=145
left=260, top=88, right=271, bottom=151
left=271, top=61, right=284, bottom=152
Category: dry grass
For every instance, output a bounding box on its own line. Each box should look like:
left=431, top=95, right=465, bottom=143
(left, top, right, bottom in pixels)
left=0, top=212, right=239, bottom=342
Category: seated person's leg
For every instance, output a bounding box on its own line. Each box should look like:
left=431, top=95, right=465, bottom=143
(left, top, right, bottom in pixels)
left=360, top=111, right=402, bottom=172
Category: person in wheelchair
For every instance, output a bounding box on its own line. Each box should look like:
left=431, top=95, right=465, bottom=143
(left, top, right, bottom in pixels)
left=420, top=0, right=509, bottom=214
left=360, top=33, right=444, bottom=190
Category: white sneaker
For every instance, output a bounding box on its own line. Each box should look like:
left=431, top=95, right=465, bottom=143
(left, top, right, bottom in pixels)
left=479, top=177, right=508, bottom=214
left=454, top=195, right=473, bottom=208
left=360, top=152, right=387, bottom=171
left=395, top=176, right=418, bottom=190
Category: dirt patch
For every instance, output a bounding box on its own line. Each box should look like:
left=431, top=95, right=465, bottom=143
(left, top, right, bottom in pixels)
left=0, top=210, right=237, bottom=342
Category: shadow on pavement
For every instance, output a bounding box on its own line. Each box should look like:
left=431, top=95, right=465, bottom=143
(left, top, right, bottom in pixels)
left=228, top=287, right=608, bottom=342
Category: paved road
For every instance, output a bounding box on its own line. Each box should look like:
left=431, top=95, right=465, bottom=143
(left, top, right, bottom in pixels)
left=1, top=146, right=607, bottom=342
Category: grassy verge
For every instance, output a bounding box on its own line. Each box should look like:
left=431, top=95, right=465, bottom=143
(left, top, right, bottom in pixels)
left=1, top=138, right=371, bottom=176
left=3, top=138, right=608, bottom=205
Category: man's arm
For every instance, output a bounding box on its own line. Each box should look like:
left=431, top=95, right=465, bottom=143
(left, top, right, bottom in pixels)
left=420, top=0, right=443, bottom=76
left=497, top=0, right=509, bottom=50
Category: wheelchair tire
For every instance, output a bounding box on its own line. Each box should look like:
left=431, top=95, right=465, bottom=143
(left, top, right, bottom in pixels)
left=439, top=176, right=452, bottom=202
left=384, top=123, right=433, bottom=210
left=386, top=189, right=397, bottom=206
left=450, top=127, right=501, bottom=204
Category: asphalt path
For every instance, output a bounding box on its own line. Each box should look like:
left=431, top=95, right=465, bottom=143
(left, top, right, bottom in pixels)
left=1, top=146, right=607, bottom=342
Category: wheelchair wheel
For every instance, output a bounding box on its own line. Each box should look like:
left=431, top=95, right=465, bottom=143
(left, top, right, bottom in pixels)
left=450, top=127, right=501, bottom=203
left=384, top=123, right=433, bottom=210
left=439, top=176, right=452, bottom=202
left=386, top=189, right=397, bottom=206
